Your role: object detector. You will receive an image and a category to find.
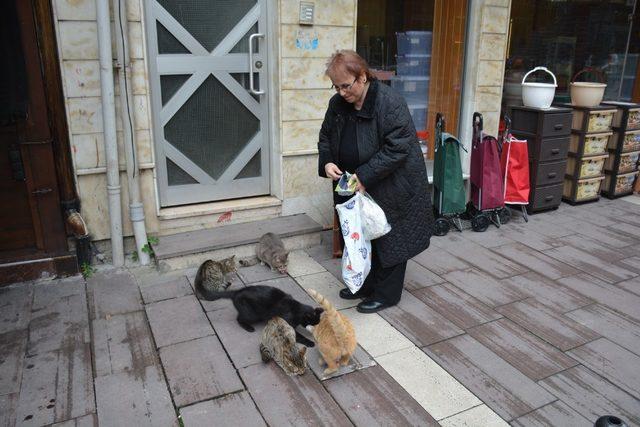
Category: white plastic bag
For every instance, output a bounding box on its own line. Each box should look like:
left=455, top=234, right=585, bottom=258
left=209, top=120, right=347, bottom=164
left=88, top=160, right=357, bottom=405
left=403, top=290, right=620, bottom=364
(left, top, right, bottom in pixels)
left=359, top=192, right=391, bottom=240
left=336, top=195, right=372, bottom=294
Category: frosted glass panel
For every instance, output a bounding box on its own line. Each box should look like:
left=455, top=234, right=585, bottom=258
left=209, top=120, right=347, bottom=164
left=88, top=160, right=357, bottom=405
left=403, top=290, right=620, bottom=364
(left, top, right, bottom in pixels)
left=230, top=23, right=259, bottom=54
left=167, top=159, right=197, bottom=185
left=157, top=0, right=256, bottom=53
left=235, top=150, right=261, bottom=179
left=160, top=75, right=190, bottom=106
left=157, top=22, right=189, bottom=54
left=164, top=75, right=259, bottom=180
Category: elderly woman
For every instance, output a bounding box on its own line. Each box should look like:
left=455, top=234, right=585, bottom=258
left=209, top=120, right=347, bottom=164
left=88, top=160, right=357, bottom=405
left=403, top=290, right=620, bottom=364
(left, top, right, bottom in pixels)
left=318, top=50, right=434, bottom=314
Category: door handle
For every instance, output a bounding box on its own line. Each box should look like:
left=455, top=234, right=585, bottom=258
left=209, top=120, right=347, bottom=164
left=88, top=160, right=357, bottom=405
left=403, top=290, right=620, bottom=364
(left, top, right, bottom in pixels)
left=32, top=188, right=52, bottom=195
left=249, top=33, right=265, bottom=95
left=545, top=195, right=554, bottom=201
left=551, top=148, right=560, bottom=154
left=554, top=124, right=564, bottom=130
left=547, top=172, right=557, bottom=178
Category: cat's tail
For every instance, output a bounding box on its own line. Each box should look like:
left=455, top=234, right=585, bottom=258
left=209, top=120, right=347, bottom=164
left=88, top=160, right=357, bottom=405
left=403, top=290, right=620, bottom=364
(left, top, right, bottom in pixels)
left=195, top=284, right=238, bottom=301
left=239, top=257, right=259, bottom=267
left=308, top=289, right=349, bottom=342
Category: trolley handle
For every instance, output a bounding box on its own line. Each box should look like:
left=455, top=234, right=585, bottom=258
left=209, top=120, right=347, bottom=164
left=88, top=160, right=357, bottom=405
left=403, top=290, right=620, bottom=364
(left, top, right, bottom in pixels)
left=435, top=113, right=445, bottom=152
left=472, top=112, right=483, bottom=147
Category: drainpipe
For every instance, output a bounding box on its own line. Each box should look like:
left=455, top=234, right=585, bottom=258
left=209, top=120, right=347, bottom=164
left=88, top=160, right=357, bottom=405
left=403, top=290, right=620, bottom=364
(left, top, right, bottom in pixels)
left=112, top=0, right=150, bottom=265
left=96, top=0, right=124, bottom=266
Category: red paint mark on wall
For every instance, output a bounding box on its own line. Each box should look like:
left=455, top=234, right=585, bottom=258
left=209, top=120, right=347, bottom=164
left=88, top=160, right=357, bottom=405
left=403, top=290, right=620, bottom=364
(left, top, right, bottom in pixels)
left=217, top=211, right=232, bottom=223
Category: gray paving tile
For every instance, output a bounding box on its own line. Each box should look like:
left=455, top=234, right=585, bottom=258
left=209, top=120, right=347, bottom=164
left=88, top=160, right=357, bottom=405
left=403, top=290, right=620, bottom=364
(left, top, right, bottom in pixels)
left=87, top=269, right=143, bottom=320
left=0, top=393, right=17, bottom=427
left=32, top=276, right=85, bottom=310
left=467, top=318, right=578, bottom=381
left=145, top=295, right=214, bottom=348
left=92, top=311, right=158, bottom=377
left=376, top=346, right=482, bottom=420
left=521, top=215, right=577, bottom=239
left=453, top=225, right=516, bottom=248
left=439, top=404, right=509, bottom=427
left=139, top=275, right=193, bottom=304
left=510, top=401, right=591, bottom=427
left=561, top=206, right=618, bottom=227
left=0, top=330, right=27, bottom=395
left=609, top=221, right=640, bottom=239
left=236, top=263, right=286, bottom=284
left=239, top=362, right=352, bottom=426
left=566, top=304, right=640, bottom=356
left=207, top=305, right=266, bottom=369
left=614, top=276, right=640, bottom=298
left=492, top=243, right=578, bottom=280
left=568, top=338, right=640, bottom=399
left=27, top=291, right=89, bottom=355
left=543, top=246, right=637, bottom=284
left=426, top=334, right=556, bottom=421
left=539, top=366, right=640, bottom=426
left=500, top=272, right=593, bottom=313
left=16, top=343, right=94, bottom=426
left=616, top=256, right=640, bottom=276
left=95, top=365, right=178, bottom=427
left=318, top=257, right=342, bottom=281
left=379, top=290, right=463, bottom=347
left=0, top=284, right=32, bottom=334
left=443, top=268, right=528, bottom=307
left=160, top=335, right=244, bottom=407
left=287, top=250, right=327, bottom=277
left=343, top=307, right=414, bottom=358
left=324, top=365, right=439, bottom=425
left=412, top=247, right=471, bottom=276
left=51, top=413, right=98, bottom=427
left=404, top=259, right=445, bottom=291
left=438, top=239, right=529, bottom=279
left=179, top=391, right=266, bottom=427
left=560, top=221, right=638, bottom=248
left=490, top=223, right=560, bottom=251
left=412, top=283, right=502, bottom=330
left=558, top=274, right=640, bottom=321
left=295, top=272, right=357, bottom=310
left=496, top=299, right=599, bottom=351
left=305, top=243, right=334, bottom=263
left=559, top=234, right=628, bottom=263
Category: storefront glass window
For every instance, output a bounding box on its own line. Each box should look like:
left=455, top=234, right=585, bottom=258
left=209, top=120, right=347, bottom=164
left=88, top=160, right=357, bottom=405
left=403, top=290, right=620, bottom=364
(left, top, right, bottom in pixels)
left=356, top=1, right=467, bottom=160
left=504, top=0, right=639, bottom=113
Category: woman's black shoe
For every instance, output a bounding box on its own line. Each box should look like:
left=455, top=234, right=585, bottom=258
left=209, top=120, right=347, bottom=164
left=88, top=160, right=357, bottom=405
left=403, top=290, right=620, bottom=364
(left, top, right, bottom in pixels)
left=339, top=288, right=370, bottom=300
left=356, top=299, right=390, bottom=313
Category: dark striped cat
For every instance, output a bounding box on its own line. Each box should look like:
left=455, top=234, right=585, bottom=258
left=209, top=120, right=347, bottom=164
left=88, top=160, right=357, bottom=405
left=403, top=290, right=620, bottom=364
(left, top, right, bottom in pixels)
left=194, top=256, right=237, bottom=300
left=260, top=316, right=307, bottom=376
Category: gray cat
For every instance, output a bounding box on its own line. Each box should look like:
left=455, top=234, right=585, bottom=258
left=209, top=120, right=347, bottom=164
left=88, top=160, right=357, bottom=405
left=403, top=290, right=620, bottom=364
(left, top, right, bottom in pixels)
left=240, top=232, right=289, bottom=274
left=194, top=256, right=237, bottom=300
left=260, top=316, right=307, bottom=376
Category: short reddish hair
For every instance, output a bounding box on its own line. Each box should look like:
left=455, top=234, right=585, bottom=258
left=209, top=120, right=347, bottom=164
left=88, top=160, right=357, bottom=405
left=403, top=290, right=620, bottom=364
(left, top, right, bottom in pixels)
left=325, top=50, right=376, bottom=81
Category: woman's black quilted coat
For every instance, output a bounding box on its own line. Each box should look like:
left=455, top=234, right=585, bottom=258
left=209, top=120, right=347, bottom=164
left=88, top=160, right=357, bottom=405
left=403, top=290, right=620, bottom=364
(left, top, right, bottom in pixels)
left=318, top=79, right=434, bottom=268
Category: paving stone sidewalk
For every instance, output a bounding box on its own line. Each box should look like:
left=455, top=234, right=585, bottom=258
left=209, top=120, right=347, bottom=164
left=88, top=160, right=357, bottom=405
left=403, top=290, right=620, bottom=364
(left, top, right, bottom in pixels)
left=1, top=196, right=640, bottom=426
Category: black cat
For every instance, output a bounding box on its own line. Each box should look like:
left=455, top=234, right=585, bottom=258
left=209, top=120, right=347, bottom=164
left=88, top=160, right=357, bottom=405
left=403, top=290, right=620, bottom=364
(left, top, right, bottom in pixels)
left=198, top=285, right=323, bottom=347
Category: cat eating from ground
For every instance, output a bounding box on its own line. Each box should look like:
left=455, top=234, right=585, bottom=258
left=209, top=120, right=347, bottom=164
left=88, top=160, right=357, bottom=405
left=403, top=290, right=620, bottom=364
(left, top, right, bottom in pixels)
left=239, top=232, right=289, bottom=274
left=196, top=284, right=322, bottom=347
left=260, top=316, right=307, bottom=376
left=193, top=256, right=237, bottom=299
left=307, top=289, right=357, bottom=375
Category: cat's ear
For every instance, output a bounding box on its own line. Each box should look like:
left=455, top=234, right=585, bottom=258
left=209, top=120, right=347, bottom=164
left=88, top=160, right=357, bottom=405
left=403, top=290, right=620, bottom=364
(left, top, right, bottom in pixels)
left=283, top=251, right=289, bottom=259
left=314, top=307, right=324, bottom=315
left=299, top=346, right=307, bottom=357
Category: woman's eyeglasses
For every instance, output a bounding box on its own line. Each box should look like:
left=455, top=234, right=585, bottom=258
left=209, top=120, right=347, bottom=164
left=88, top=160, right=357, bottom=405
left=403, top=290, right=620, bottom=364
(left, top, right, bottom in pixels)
left=331, top=77, right=358, bottom=92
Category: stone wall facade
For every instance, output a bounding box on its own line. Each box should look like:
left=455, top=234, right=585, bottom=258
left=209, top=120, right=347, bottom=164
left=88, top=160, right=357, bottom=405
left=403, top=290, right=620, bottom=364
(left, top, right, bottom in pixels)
left=52, top=0, right=511, bottom=247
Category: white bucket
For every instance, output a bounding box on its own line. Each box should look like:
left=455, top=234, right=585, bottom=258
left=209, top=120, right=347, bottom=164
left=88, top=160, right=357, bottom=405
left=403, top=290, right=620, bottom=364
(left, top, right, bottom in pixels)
left=521, top=67, right=557, bottom=109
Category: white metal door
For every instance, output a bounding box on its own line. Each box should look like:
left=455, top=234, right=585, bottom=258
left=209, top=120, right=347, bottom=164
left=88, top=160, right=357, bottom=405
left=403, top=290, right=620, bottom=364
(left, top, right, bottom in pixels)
left=145, top=0, right=269, bottom=206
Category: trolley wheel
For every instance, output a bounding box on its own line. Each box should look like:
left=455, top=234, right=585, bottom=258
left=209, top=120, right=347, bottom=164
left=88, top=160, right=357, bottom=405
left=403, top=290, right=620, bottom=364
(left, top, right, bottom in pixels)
left=434, top=218, right=450, bottom=236
left=498, top=207, right=511, bottom=225
left=471, top=213, right=490, bottom=232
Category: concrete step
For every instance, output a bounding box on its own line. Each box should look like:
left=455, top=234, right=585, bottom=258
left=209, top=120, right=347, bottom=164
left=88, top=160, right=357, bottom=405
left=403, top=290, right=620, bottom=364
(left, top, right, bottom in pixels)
left=152, top=214, right=324, bottom=271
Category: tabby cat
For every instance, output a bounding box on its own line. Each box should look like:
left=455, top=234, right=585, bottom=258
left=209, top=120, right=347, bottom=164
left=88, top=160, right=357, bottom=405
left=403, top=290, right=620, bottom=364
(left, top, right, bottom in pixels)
left=307, top=289, right=357, bottom=375
left=194, top=256, right=236, bottom=300
left=195, top=284, right=323, bottom=347
left=260, top=316, right=307, bottom=376
left=239, top=232, right=289, bottom=274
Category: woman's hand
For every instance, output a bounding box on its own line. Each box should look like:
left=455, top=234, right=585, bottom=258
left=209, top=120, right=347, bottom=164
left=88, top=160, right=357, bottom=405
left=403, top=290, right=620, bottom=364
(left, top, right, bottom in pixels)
left=324, top=163, right=343, bottom=180
left=350, top=174, right=366, bottom=193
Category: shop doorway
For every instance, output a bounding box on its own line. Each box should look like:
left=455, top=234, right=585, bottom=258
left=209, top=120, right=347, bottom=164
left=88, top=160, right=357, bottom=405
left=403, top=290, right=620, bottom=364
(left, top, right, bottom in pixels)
left=356, top=0, right=468, bottom=159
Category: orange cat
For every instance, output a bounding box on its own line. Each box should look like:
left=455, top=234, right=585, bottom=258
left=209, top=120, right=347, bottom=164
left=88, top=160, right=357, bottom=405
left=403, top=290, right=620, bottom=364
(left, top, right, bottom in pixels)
left=307, top=289, right=357, bottom=375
